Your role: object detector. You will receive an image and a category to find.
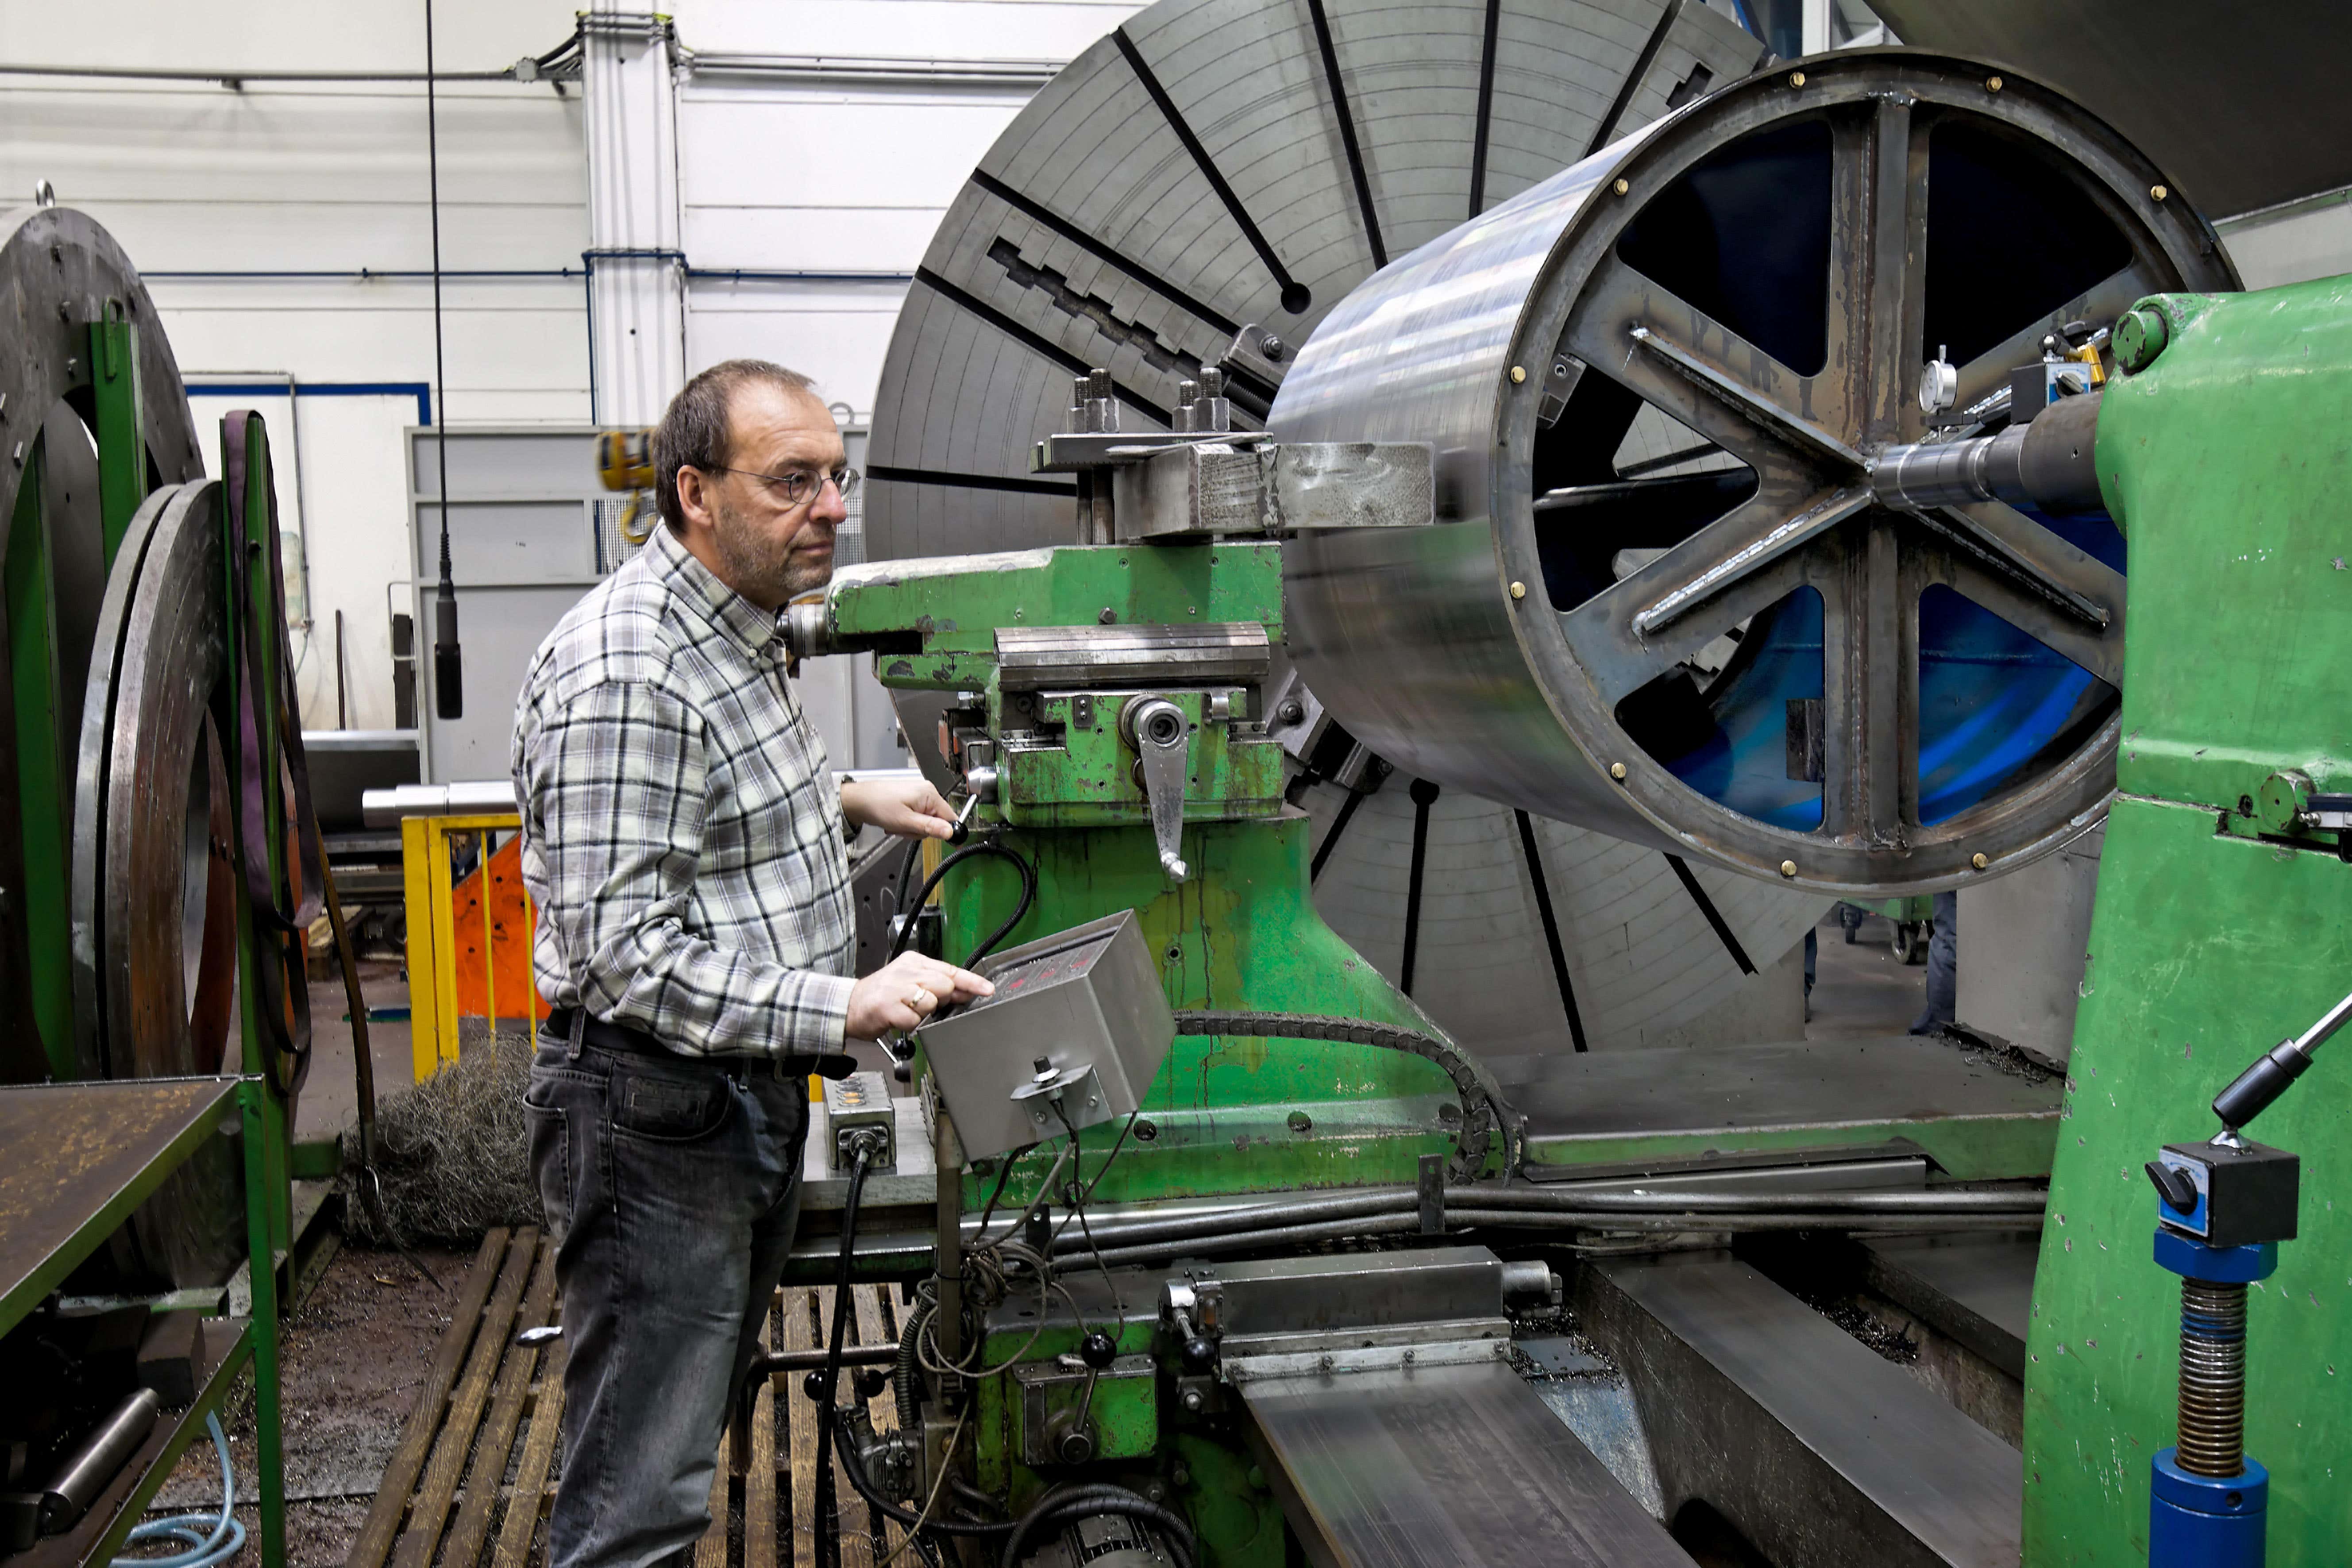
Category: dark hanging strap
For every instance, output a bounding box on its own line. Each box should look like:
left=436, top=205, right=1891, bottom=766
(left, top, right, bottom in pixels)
left=222, top=410, right=329, bottom=1096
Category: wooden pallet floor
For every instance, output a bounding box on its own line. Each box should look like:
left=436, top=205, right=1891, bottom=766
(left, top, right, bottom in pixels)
left=349, top=1227, right=915, bottom=1568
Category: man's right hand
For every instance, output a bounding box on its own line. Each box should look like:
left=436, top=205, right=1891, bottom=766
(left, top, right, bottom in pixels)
left=845, top=952, right=995, bottom=1040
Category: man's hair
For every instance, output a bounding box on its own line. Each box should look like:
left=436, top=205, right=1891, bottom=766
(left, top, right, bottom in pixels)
left=654, top=358, right=818, bottom=532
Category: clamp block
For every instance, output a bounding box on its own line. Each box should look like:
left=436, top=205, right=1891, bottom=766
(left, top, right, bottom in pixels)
left=2152, top=1229, right=2277, bottom=1285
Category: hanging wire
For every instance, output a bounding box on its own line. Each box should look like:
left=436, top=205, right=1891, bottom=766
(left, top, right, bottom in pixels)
left=424, top=0, right=462, bottom=719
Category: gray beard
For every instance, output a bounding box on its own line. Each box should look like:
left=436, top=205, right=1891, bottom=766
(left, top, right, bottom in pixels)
left=712, top=496, right=830, bottom=604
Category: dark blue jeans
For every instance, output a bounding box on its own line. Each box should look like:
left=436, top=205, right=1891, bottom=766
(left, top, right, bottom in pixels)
left=525, top=1036, right=810, bottom=1568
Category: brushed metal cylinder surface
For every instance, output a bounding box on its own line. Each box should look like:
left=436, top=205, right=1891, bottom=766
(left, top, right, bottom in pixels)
left=1270, top=50, right=2237, bottom=893
left=38, top=1388, right=162, bottom=1532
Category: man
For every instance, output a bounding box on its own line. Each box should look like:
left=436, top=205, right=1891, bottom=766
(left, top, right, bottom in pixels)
left=1908, top=889, right=1959, bottom=1034
left=514, top=359, right=992, bottom=1566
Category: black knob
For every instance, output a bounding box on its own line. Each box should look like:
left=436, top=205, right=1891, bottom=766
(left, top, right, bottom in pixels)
left=892, top=1059, right=912, bottom=1083
left=803, top=1368, right=833, bottom=1402
left=2145, top=1160, right=2200, bottom=1215
left=853, top=1366, right=891, bottom=1401
left=1181, top=1337, right=1216, bottom=1374
left=1033, top=1056, right=1052, bottom=1074
left=1080, top=1331, right=1118, bottom=1370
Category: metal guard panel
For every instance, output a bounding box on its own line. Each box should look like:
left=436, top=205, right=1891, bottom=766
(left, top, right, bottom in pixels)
left=1240, top=1356, right=1697, bottom=1568
left=995, top=621, right=1271, bottom=689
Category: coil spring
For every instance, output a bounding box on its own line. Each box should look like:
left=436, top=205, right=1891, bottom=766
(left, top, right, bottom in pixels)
left=2177, top=1278, right=2248, bottom=1477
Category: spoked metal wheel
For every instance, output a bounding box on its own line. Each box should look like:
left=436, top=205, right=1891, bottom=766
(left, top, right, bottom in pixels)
left=1276, top=50, right=2240, bottom=894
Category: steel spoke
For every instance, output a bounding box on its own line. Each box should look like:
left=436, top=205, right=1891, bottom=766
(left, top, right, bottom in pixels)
left=1825, top=92, right=1928, bottom=448
left=1818, top=518, right=1914, bottom=842
left=1559, top=487, right=1841, bottom=708
left=1919, top=503, right=2114, bottom=630
left=1949, top=261, right=2165, bottom=417
left=1630, top=327, right=1868, bottom=471
left=1636, top=485, right=1871, bottom=635
left=1562, top=253, right=1835, bottom=475
left=1920, top=536, right=2127, bottom=691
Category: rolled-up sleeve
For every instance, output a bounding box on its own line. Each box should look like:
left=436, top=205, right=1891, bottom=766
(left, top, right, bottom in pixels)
left=521, top=677, right=854, bottom=1059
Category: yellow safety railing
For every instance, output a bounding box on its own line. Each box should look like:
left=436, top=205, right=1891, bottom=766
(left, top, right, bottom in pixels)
left=401, top=812, right=540, bottom=1081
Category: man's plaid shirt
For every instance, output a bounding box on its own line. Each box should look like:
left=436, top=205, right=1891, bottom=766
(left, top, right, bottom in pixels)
left=513, top=522, right=855, bottom=1059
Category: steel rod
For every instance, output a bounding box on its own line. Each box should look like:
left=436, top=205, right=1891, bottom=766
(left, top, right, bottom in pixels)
left=1043, top=1182, right=2044, bottom=1255
left=2292, top=984, right=2352, bottom=1057
left=1075, top=1202, right=2044, bottom=1268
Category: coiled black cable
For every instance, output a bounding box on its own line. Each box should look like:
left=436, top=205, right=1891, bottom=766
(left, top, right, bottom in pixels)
left=810, top=1144, right=877, bottom=1568
left=997, top=1485, right=1197, bottom=1568
left=885, top=840, right=1038, bottom=967
left=829, top=1410, right=1015, bottom=1539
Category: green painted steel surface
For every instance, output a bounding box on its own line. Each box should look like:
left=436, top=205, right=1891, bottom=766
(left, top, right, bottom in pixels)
left=2024, top=276, right=2352, bottom=1564
left=4, top=440, right=74, bottom=1078
left=847, top=543, right=1463, bottom=1207
left=929, top=817, right=1460, bottom=1208
left=975, top=1314, right=1287, bottom=1567
left=857, top=539, right=1457, bottom=1561
left=89, top=310, right=145, bottom=569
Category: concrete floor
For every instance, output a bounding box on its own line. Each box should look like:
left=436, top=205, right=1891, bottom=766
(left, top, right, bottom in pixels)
left=293, top=959, right=418, bottom=1144
left=1804, top=909, right=1929, bottom=1041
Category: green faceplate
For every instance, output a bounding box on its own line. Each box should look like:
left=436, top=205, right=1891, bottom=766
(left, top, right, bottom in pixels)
left=2024, top=276, right=2352, bottom=1563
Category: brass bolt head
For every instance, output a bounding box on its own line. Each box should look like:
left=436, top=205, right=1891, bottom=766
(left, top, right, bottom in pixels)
left=1789, top=70, right=1806, bottom=88
left=1608, top=762, right=1627, bottom=781
left=1509, top=580, right=1527, bottom=600
left=1779, top=859, right=1797, bottom=878
left=2151, top=183, right=2168, bottom=201
left=1509, top=364, right=1527, bottom=384
left=1612, top=177, right=1631, bottom=196
left=1985, top=74, right=2002, bottom=92
left=1971, top=851, right=1990, bottom=870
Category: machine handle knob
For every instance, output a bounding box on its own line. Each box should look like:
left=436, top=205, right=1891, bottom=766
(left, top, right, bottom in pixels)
left=2144, top=1160, right=2200, bottom=1215
left=1080, top=1331, right=1118, bottom=1370
left=2211, top=1040, right=2313, bottom=1131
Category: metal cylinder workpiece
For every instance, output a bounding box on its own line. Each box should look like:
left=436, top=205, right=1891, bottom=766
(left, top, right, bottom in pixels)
left=1271, top=52, right=2233, bottom=892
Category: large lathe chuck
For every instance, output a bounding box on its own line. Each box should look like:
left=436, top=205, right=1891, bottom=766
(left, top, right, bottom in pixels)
left=867, top=0, right=1829, bottom=1052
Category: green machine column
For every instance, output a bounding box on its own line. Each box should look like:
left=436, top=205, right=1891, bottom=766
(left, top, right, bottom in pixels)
left=2024, top=277, right=2352, bottom=1562
left=89, top=300, right=148, bottom=564
left=844, top=541, right=1466, bottom=1211
left=0, top=299, right=156, bottom=1082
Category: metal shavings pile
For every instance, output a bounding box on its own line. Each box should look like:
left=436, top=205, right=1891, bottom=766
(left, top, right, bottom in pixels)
left=339, top=1033, right=542, bottom=1245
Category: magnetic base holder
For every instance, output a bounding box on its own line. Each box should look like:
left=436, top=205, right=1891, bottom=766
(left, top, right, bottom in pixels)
left=2149, top=1231, right=2276, bottom=1568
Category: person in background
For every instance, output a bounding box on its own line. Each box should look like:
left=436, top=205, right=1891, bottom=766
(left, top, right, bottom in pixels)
left=1908, top=889, right=1958, bottom=1035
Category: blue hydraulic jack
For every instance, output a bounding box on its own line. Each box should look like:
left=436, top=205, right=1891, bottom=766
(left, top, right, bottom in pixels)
left=2141, top=988, right=2352, bottom=1566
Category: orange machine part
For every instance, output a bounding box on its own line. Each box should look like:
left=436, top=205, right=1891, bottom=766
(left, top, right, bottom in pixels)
left=451, top=833, right=551, bottom=1023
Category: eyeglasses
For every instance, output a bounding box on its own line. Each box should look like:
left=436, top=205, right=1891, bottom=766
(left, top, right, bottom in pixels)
left=706, top=464, right=861, bottom=509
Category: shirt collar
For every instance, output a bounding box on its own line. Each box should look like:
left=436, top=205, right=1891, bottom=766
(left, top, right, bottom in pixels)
left=648, top=521, right=783, bottom=656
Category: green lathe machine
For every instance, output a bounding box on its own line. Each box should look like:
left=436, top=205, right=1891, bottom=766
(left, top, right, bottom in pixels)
left=778, top=32, right=2349, bottom=1568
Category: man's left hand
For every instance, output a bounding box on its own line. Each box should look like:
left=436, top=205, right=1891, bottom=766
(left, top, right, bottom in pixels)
left=841, top=774, right=957, bottom=840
